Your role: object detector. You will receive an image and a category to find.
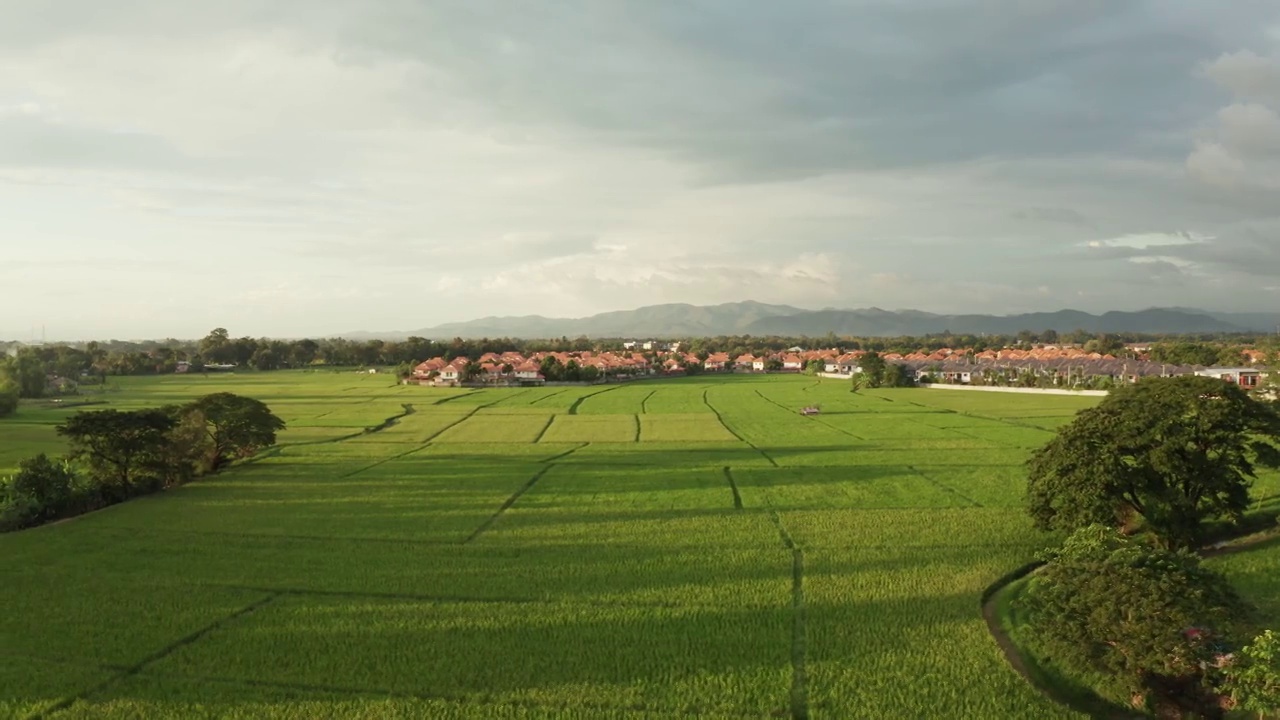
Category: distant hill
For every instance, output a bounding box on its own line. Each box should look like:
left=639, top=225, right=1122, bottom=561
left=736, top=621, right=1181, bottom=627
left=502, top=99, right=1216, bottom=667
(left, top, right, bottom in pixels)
left=743, top=307, right=1254, bottom=337
left=348, top=302, right=1278, bottom=339
left=371, top=301, right=805, bottom=339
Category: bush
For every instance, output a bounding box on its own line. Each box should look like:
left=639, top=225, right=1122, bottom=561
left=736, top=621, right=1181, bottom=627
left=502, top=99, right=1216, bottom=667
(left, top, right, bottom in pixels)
left=0, top=454, right=89, bottom=529
left=1018, top=526, right=1250, bottom=716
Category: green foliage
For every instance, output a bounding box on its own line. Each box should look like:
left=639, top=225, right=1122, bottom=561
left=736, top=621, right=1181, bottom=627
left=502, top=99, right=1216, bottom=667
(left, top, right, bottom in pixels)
left=1223, top=629, right=1280, bottom=719
left=0, top=377, right=18, bottom=417
left=1028, top=375, right=1280, bottom=550
left=1149, top=341, right=1245, bottom=368
left=857, top=351, right=887, bottom=388
left=1019, top=526, right=1250, bottom=714
left=56, top=409, right=178, bottom=499
left=5, top=351, right=48, bottom=398
left=0, top=454, right=86, bottom=530
left=183, top=393, right=286, bottom=472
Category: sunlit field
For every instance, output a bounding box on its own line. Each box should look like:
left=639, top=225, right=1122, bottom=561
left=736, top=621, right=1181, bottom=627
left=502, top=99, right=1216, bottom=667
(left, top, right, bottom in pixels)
left=3, top=371, right=1277, bottom=718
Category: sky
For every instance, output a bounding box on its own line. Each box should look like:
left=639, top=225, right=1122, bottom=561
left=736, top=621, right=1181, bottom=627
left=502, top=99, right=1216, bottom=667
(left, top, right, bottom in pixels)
left=2, top=1, right=1280, bottom=340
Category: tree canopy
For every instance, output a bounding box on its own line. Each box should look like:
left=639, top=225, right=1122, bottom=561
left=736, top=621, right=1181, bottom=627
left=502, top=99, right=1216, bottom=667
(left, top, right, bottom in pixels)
left=184, top=393, right=286, bottom=472
left=1019, top=526, right=1250, bottom=716
left=56, top=409, right=177, bottom=498
left=1027, top=375, right=1280, bottom=549
left=0, top=376, right=17, bottom=417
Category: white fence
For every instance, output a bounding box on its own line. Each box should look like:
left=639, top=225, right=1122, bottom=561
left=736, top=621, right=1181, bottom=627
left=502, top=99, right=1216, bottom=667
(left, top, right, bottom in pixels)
left=916, top=383, right=1108, bottom=397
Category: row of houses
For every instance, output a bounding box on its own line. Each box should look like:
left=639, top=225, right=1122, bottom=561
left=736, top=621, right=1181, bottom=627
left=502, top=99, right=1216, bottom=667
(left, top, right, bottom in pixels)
left=896, top=357, right=1267, bottom=388
left=409, top=348, right=860, bottom=386
left=408, top=343, right=1271, bottom=389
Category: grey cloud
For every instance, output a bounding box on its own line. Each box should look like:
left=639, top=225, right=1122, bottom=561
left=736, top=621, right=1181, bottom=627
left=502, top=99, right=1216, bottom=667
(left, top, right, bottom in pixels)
left=324, top=1, right=1280, bottom=180
left=1011, top=207, right=1094, bottom=227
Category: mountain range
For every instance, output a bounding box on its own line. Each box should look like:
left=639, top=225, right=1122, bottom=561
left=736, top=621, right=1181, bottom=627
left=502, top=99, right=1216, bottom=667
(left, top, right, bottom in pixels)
left=345, top=301, right=1280, bottom=340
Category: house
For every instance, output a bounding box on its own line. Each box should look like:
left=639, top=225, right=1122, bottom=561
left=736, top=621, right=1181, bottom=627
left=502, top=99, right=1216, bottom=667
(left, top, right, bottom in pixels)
left=735, top=354, right=756, bottom=370
left=781, top=354, right=804, bottom=371
left=513, top=361, right=543, bottom=381
left=752, top=357, right=769, bottom=372
left=704, top=352, right=730, bottom=371
left=1196, top=367, right=1265, bottom=388
left=438, top=362, right=465, bottom=384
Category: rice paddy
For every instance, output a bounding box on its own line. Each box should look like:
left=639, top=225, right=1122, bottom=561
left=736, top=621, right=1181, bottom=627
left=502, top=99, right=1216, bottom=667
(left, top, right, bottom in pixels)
left=2, top=371, right=1276, bottom=718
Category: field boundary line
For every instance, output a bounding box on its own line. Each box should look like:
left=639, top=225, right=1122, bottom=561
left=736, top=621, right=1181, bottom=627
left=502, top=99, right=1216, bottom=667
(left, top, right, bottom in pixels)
left=531, top=414, right=556, bottom=443
left=27, top=592, right=282, bottom=720
left=461, top=466, right=553, bottom=544
left=789, top=547, right=809, bottom=720
left=528, top=387, right=568, bottom=406
left=480, top=388, right=531, bottom=408
left=703, top=389, right=779, bottom=467
left=339, top=442, right=431, bottom=478
left=764, top=505, right=809, bottom=720
left=632, top=414, right=641, bottom=442
left=907, top=465, right=985, bottom=508
left=722, top=466, right=744, bottom=509
left=269, top=403, right=417, bottom=456
left=640, top=389, right=655, bottom=414
left=430, top=391, right=476, bottom=405
left=418, top=407, right=480, bottom=444
left=567, top=384, right=622, bottom=415
left=540, top=443, right=586, bottom=463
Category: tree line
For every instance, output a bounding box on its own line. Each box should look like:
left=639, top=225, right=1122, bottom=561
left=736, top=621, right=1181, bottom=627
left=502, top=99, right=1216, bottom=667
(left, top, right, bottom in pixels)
left=0, top=393, right=284, bottom=531
left=1015, top=375, right=1280, bottom=716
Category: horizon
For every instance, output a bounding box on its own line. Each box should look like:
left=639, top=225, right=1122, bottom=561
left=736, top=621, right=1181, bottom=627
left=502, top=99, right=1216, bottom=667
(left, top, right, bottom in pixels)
left=3, top=3, right=1280, bottom=338
left=2, top=301, right=1275, bottom=344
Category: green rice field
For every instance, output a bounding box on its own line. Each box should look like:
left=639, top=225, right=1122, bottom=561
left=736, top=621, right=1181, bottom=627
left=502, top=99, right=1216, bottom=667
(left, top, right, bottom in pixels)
left=2, top=372, right=1277, bottom=719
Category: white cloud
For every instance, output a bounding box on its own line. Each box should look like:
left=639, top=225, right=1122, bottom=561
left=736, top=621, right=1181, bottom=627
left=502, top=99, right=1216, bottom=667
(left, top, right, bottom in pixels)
left=1202, top=50, right=1280, bottom=103
left=4, top=2, right=1280, bottom=338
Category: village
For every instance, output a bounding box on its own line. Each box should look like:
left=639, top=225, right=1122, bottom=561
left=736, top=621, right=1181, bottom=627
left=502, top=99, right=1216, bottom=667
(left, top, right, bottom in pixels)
left=409, top=342, right=1272, bottom=390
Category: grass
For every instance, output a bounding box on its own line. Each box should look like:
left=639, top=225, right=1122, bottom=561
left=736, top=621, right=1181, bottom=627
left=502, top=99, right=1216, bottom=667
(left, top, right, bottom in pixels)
left=1, top=371, right=1127, bottom=718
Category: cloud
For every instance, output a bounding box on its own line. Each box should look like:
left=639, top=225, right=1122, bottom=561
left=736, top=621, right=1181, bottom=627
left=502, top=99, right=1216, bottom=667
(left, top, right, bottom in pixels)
left=4, top=1, right=1280, bottom=338
left=1203, top=49, right=1280, bottom=103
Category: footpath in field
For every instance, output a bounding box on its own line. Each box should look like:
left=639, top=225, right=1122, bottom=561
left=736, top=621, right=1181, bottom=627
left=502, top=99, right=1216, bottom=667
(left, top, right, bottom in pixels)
left=9, top=373, right=1255, bottom=718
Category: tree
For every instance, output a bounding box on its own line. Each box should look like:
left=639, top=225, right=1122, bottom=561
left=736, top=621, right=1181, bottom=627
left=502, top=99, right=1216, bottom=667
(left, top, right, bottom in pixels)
left=183, top=393, right=285, bottom=472
left=879, top=363, right=913, bottom=387
left=1028, top=375, right=1280, bottom=550
left=855, top=351, right=886, bottom=389
left=5, top=454, right=81, bottom=524
left=57, top=409, right=177, bottom=499
left=1018, top=526, right=1249, bottom=716
left=6, top=351, right=47, bottom=398
left=0, top=376, right=17, bottom=417
left=199, top=328, right=233, bottom=364
left=1223, top=630, right=1280, bottom=719
left=539, top=356, right=564, bottom=382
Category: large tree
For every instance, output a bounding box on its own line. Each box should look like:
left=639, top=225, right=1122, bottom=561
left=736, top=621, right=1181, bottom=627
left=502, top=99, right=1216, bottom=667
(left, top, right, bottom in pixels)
left=1028, top=375, right=1280, bottom=550
left=57, top=409, right=177, bottom=498
left=855, top=351, right=886, bottom=389
left=183, top=393, right=285, bottom=472
left=0, top=376, right=18, bottom=417
left=1019, top=526, right=1249, bottom=716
